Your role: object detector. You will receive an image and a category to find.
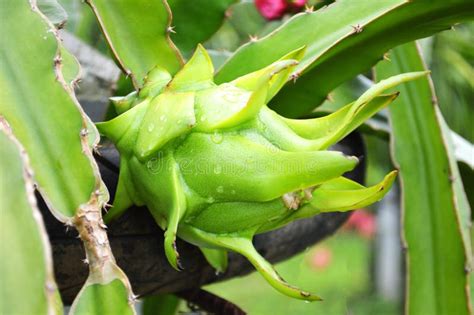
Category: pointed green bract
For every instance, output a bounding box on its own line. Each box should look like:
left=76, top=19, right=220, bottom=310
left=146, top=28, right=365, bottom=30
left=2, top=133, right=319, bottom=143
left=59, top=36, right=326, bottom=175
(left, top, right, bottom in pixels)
left=168, top=44, right=215, bottom=92
left=97, top=45, right=423, bottom=301
left=231, top=46, right=305, bottom=102
left=282, top=72, right=428, bottom=149
left=136, top=92, right=195, bottom=160
left=199, top=248, right=228, bottom=273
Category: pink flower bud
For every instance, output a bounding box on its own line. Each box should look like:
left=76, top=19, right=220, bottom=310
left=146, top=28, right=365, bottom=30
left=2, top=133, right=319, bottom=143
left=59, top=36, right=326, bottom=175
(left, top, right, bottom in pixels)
left=255, top=0, right=288, bottom=20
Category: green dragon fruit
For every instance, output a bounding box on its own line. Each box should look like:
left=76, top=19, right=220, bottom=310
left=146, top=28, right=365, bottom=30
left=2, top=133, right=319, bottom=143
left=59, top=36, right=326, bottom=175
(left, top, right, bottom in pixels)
left=97, top=45, right=426, bottom=301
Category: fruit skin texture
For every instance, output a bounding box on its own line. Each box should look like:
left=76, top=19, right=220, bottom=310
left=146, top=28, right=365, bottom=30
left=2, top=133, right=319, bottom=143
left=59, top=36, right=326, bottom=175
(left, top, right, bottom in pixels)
left=97, top=45, right=423, bottom=301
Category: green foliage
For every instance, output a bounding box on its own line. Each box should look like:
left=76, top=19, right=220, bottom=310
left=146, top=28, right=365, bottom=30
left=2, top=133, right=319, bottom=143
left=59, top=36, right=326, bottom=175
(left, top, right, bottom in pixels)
left=168, top=0, right=237, bottom=54
left=142, top=294, right=181, bottom=315
left=0, top=1, right=135, bottom=313
left=86, top=0, right=184, bottom=88
left=376, top=42, right=472, bottom=315
left=70, top=279, right=134, bottom=315
left=206, top=233, right=399, bottom=315
left=430, top=22, right=474, bottom=142
left=216, top=0, right=474, bottom=117
left=0, top=123, right=62, bottom=315
left=0, top=0, right=97, bottom=220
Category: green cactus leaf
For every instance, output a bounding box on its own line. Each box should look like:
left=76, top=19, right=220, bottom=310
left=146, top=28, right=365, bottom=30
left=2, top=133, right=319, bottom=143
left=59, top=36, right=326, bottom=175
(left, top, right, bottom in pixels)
left=86, top=0, right=184, bottom=88
left=376, top=42, right=472, bottom=315
left=0, top=0, right=98, bottom=220
left=168, top=0, right=237, bottom=53
left=216, top=0, right=474, bottom=117
left=38, top=0, right=67, bottom=26
left=70, top=278, right=134, bottom=315
left=0, top=123, right=63, bottom=315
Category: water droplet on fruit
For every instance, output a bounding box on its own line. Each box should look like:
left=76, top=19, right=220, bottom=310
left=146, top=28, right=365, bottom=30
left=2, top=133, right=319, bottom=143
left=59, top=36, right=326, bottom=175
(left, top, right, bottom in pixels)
left=147, top=123, right=155, bottom=132
left=223, top=91, right=240, bottom=103
left=216, top=186, right=224, bottom=193
left=206, top=197, right=215, bottom=203
left=211, top=132, right=223, bottom=144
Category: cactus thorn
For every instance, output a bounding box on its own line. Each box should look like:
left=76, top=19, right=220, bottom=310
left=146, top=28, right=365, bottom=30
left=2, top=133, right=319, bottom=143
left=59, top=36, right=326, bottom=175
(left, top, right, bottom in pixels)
left=167, top=26, right=176, bottom=34
left=82, top=258, right=89, bottom=264
left=290, top=72, right=300, bottom=83
left=80, top=128, right=89, bottom=137
left=53, top=55, right=62, bottom=65
left=351, top=24, right=363, bottom=34
left=45, top=281, right=56, bottom=293
left=249, top=34, right=258, bottom=42
left=305, top=5, right=314, bottom=13
left=326, top=93, right=334, bottom=102
left=129, top=294, right=139, bottom=304
left=93, top=145, right=102, bottom=156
